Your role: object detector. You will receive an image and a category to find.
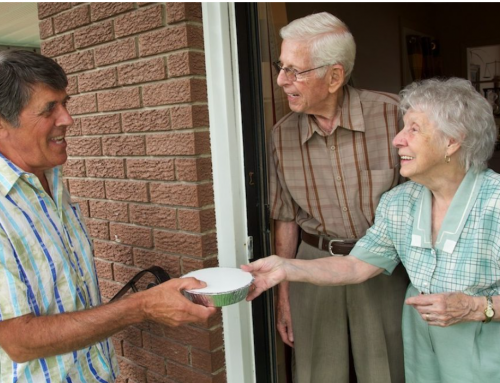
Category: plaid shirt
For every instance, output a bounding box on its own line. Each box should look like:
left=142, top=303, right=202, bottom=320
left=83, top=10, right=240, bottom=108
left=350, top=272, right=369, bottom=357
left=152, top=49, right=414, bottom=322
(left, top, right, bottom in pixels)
left=0, top=155, right=118, bottom=382
left=352, top=169, right=500, bottom=296
left=269, top=85, right=401, bottom=239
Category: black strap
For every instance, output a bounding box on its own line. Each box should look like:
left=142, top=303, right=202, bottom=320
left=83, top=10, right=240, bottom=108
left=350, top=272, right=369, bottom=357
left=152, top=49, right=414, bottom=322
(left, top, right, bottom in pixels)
left=110, top=266, right=171, bottom=302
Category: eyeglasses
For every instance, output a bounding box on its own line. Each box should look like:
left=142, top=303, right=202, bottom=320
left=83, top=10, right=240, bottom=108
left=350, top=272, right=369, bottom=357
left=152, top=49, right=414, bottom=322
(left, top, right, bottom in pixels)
left=272, top=61, right=331, bottom=82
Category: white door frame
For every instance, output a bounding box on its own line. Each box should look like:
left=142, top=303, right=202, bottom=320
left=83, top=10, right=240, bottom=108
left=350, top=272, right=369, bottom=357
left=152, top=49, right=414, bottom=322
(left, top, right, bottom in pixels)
left=202, top=3, right=256, bottom=383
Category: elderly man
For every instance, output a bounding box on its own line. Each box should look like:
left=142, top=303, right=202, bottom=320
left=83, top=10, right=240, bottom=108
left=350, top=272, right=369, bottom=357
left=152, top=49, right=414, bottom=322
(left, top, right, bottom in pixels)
left=0, top=50, right=215, bottom=382
left=269, top=13, right=409, bottom=383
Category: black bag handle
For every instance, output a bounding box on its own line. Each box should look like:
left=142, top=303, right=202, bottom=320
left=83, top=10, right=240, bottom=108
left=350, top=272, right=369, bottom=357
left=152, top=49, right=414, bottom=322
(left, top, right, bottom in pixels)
left=110, top=266, right=171, bottom=302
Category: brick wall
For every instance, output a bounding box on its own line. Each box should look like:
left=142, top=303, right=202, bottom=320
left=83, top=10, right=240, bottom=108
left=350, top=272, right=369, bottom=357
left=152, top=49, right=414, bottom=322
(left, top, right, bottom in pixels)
left=37, top=3, right=225, bottom=382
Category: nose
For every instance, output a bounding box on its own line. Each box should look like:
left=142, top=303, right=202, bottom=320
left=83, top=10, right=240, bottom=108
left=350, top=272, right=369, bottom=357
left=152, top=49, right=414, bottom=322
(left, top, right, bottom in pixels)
left=276, top=69, right=291, bottom=87
left=56, top=105, right=74, bottom=127
left=392, top=129, right=406, bottom=148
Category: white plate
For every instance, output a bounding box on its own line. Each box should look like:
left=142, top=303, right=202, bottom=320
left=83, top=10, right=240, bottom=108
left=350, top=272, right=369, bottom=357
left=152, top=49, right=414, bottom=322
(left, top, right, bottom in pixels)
left=182, top=267, right=253, bottom=294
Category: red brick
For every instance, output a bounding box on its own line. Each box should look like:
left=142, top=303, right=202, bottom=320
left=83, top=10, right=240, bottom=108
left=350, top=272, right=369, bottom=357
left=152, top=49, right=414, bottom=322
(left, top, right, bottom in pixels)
left=67, top=118, right=81, bottom=136
left=146, top=371, right=177, bottom=383
left=113, top=263, right=145, bottom=284
left=67, top=93, right=97, bottom=116
left=105, top=180, right=148, bottom=202
left=94, top=38, right=137, bottom=67
left=114, top=4, right=163, bottom=38
left=90, top=2, right=135, bottom=22
left=142, top=332, right=189, bottom=365
left=53, top=5, right=90, bottom=34
left=94, top=258, right=113, bottom=280
left=171, top=105, right=208, bottom=130
left=126, top=159, right=174, bottom=181
left=142, top=78, right=206, bottom=106
left=94, top=240, right=134, bottom=265
left=139, top=24, right=204, bottom=57
left=86, top=158, right=125, bottom=178
left=167, top=51, right=205, bottom=77
left=57, top=50, right=95, bottom=74
left=150, top=183, right=213, bottom=207
left=175, top=158, right=212, bottom=182
left=85, top=218, right=109, bottom=240
left=68, top=179, right=105, bottom=198
left=98, top=87, right=141, bottom=112
left=123, top=342, right=166, bottom=375
left=191, top=348, right=226, bottom=374
left=78, top=67, right=117, bottom=93
left=181, top=256, right=219, bottom=274
left=63, top=158, right=86, bottom=177
left=163, top=325, right=223, bottom=351
left=114, top=326, right=142, bottom=348
left=39, top=18, right=54, bottom=39
left=66, top=136, right=102, bottom=156
left=38, top=2, right=72, bottom=19
left=110, top=223, right=153, bottom=248
left=102, top=135, right=145, bottom=156
left=117, top=356, right=147, bottom=383
left=75, top=20, right=114, bottom=49
left=122, top=109, right=171, bottom=133
left=66, top=75, right=78, bottom=96
left=178, top=208, right=215, bottom=233
left=118, top=57, right=166, bottom=86
left=81, top=114, right=121, bottom=135
left=166, top=3, right=202, bottom=24
left=41, top=34, right=74, bottom=58
left=89, top=200, right=129, bottom=222
left=99, top=278, right=123, bottom=301
left=154, top=231, right=217, bottom=257
left=70, top=197, right=89, bottom=217
left=146, top=132, right=210, bottom=156
left=133, top=249, right=181, bottom=278
left=129, top=204, right=176, bottom=229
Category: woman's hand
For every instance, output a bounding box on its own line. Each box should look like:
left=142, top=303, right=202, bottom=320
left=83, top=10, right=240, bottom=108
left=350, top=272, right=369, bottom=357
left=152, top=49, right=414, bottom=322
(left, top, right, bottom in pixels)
left=405, top=291, right=485, bottom=326
left=241, top=255, right=288, bottom=301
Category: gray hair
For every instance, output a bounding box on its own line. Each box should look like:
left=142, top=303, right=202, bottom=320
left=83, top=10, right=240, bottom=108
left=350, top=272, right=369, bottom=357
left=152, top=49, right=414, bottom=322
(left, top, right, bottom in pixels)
left=280, top=12, right=356, bottom=85
left=399, top=77, right=497, bottom=172
left=0, top=50, right=68, bottom=127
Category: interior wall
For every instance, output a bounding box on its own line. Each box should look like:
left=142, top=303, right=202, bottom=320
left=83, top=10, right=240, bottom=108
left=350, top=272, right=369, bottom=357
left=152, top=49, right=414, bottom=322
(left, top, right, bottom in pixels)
left=285, top=3, right=500, bottom=94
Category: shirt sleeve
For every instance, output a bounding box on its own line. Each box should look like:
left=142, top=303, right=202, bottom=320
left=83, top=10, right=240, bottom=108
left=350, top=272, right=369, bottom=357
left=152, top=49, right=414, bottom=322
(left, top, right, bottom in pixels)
left=268, top=128, right=298, bottom=222
left=350, top=192, right=401, bottom=275
left=0, top=228, right=32, bottom=320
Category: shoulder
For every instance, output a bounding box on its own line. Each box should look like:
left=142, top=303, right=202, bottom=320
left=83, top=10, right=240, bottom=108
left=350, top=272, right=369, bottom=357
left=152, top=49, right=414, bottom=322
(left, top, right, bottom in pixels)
left=353, top=87, right=400, bottom=107
left=272, top=111, right=298, bottom=133
left=480, top=169, right=500, bottom=199
left=380, top=180, right=423, bottom=207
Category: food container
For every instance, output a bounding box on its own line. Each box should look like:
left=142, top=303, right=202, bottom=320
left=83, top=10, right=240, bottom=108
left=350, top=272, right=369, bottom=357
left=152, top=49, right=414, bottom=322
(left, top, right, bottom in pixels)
left=181, top=267, right=254, bottom=307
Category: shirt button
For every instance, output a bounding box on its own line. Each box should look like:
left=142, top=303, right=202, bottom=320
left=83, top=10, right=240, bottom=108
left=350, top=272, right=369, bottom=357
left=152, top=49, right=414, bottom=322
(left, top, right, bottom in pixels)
left=342, top=206, right=348, bottom=212
left=350, top=235, right=356, bottom=239
left=330, top=145, right=336, bottom=151
left=336, top=176, right=342, bottom=181
left=423, top=281, right=429, bottom=286
left=431, top=249, right=436, bottom=255
left=40, top=192, right=46, bottom=197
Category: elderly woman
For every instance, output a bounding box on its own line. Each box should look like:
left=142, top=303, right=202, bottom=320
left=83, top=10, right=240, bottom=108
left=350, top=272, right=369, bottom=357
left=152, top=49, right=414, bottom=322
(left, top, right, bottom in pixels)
left=243, top=77, right=500, bottom=382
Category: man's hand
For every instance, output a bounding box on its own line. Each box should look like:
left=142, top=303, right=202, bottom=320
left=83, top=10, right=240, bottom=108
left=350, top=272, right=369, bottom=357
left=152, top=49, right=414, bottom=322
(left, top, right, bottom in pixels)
left=140, top=277, right=217, bottom=327
left=241, top=255, right=288, bottom=301
left=405, top=291, right=484, bottom=327
left=276, top=283, right=294, bottom=347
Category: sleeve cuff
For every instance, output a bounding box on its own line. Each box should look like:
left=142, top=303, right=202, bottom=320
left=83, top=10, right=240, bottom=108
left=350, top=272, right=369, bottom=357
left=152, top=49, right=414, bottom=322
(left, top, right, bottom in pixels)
left=350, top=246, right=400, bottom=275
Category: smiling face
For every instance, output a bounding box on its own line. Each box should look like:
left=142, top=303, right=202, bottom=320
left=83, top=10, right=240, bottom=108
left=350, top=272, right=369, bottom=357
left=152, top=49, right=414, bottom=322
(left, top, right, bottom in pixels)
left=0, top=83, right=73, bottom=179
left=277, top=39, right=342, bottom=117
left=393, top=109, right=451, bottom=184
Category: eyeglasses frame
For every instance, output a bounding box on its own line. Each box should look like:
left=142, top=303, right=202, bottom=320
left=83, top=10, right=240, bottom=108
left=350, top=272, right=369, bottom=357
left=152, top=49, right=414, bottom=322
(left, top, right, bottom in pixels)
left=272, top=61, right=332, bottom=82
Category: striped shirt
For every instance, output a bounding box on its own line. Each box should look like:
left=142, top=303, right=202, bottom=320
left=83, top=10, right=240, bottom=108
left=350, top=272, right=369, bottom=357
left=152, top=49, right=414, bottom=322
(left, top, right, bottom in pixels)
left=0, top=155, right=118, bottom=382
left=352, top=169, right=500, bottom=296
left=269, top=85, right=401, bottom=239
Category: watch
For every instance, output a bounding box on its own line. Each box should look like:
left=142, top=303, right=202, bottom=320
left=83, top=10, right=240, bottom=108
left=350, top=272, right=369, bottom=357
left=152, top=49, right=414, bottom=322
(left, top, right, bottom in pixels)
left=484, top=296, right=495, bottom=323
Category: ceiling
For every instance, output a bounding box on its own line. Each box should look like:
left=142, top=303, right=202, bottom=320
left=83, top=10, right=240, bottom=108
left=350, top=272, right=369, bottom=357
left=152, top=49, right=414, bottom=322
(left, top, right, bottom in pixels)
left=0, top=3, right=40, bottom=48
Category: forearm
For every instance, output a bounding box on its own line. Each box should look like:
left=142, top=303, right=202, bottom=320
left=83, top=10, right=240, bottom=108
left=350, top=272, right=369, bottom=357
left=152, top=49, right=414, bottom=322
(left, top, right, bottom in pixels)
left=283, top=255, right=383, bottom=286
left=0, top=292, right=145, bottom=363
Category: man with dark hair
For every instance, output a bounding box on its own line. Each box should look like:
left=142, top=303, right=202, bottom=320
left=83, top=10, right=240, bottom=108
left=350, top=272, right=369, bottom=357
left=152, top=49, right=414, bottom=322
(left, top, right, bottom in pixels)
left=0, top=50, right=216, bottom=382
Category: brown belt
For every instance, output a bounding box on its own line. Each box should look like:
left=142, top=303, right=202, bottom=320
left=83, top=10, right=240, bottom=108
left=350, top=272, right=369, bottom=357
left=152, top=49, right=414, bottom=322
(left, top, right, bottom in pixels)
left=301, top=231, right=357, bottom=256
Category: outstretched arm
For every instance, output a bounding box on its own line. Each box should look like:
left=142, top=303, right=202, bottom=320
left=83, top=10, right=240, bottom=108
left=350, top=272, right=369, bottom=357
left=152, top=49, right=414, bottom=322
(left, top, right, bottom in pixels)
left=0, top=277, right=216, bottom=363
left=242, top=254, right=383, bottom=301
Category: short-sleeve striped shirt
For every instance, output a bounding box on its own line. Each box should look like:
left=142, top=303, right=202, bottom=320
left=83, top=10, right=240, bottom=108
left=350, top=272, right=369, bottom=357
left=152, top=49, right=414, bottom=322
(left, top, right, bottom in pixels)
left=0, top=155, right=118, bottom=382
left=269, top=85, right=401, bottom=239
left=351, top=169, right=500, bottom=296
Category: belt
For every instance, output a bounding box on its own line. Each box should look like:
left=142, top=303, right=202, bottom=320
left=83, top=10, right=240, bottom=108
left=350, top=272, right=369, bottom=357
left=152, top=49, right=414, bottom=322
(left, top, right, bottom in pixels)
left=301, top=231, right=357, bottom=256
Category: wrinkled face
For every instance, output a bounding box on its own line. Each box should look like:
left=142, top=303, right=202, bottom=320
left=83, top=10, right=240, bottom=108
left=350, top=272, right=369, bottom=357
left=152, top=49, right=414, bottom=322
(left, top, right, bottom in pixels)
left=392, top=109, right=447, bottom=184
left=0, top=83, right=73, bottom=178
left=277, top=39, right=333, bottom=116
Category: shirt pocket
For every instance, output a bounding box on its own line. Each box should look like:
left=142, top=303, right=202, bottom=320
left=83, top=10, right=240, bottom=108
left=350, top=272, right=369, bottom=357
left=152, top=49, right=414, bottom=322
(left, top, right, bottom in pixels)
left=359, top=168, right=399, bottom=225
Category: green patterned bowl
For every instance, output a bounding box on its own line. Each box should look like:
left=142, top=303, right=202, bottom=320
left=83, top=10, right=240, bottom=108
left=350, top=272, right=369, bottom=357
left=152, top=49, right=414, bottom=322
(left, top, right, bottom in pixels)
left=181, top=267, right=254, bottom=307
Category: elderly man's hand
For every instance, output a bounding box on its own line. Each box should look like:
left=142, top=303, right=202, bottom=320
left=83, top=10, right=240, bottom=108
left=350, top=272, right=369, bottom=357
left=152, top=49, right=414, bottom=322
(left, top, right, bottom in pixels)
left=405, top=291, right=483, bottom=327
left=241, top=255, right=288, bottom=301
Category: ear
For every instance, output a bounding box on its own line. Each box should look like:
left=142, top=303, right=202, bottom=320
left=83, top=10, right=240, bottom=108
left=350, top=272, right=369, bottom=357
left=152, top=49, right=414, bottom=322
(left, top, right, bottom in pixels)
left=328, top=64, right=345, bottom=94
left=0, top=118, right=10, bottom=139
left=445, top=137, right=461, bottom=157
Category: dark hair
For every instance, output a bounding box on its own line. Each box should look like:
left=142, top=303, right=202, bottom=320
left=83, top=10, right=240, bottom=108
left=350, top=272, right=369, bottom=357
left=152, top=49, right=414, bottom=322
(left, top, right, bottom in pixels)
left=0, top=50, right=68, bottom=127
